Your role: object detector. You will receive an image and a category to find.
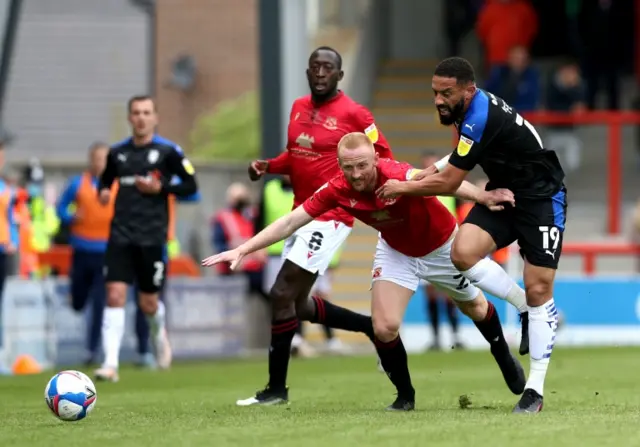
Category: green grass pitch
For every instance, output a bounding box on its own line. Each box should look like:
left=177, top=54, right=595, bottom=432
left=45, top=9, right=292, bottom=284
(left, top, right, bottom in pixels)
left=2, top=347, right=639, bottom=447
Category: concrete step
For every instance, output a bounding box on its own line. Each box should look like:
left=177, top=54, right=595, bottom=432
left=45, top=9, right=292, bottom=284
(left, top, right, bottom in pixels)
left=373, top=98, right=434, bottom=108
left=373, top=90, right=434, bottom=101
left=381, top=59, right=438, bottom=69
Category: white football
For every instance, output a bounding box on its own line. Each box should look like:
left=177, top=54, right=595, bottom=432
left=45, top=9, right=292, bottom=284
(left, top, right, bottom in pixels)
left=44, top=370, right=97, bottom=421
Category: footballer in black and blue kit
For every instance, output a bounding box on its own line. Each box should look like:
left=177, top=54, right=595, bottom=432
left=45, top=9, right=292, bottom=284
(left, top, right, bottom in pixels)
left=95, top=95, right=198, bottom=382
left=377, top=57, right=566, bottom=414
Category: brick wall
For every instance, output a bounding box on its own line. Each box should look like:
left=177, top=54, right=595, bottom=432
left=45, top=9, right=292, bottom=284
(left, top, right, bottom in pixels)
left=154, top=0, right=258, bottom=151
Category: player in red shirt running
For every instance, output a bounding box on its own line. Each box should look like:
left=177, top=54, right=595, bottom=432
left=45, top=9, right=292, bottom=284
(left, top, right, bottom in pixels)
left=204, top=132, right=526, bottom=411
left=242, top=47, right=393, bottom=406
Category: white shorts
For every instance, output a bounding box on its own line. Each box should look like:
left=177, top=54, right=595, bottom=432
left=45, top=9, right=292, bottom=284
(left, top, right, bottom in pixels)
left=264, top=256, right=284, bottom=292
left=371, top=234, right=479, bottom=302
left=264, top=257, right=334, bottom=295
left=263, top=219, right=350, bottom=288
left=311, top=270, right=332, bottom=295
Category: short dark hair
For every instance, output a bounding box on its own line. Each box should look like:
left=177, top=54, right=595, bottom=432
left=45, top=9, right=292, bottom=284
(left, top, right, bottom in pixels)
left=309, top=46, right=342, bottom=69
left=434, top=57, right=476, bottom=84
left=127, top=95, right=156, bottom=113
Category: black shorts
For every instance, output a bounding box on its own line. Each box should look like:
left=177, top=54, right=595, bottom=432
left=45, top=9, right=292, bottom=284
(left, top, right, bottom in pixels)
left=463, top=187, right=568, bottom=269
left=104, top=243, right=167, bottom=293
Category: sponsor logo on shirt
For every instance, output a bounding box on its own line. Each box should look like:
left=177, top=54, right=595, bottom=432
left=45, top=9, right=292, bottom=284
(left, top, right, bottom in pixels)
left=456, top=135, right=474, bottom=157
left=295, top=133, right=315, bottom=149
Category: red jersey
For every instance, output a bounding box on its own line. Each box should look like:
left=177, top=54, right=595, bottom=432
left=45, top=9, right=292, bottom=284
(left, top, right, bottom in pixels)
left=267, top=91, right=392, bottom=226
left=302, top=159, right=457, bottom=257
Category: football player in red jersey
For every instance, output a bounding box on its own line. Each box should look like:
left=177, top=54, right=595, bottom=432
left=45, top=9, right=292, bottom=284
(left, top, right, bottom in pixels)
left=239, top=47, right=392, bottom=406
left=205, top=132, right=527, bottom=411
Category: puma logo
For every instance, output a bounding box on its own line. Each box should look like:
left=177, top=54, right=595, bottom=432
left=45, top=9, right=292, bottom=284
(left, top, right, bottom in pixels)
left=465, top=124, right=475, bottom=132
left=545, top=249, right=556, bottom=259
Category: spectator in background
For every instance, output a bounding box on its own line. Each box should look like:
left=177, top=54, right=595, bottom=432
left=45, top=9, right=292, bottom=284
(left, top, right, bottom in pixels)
left=212, top=183, right=266, bottom=297
left=485, top=46, right=540, bottom=113
left=56, top=143, right=114, bottom=365
left=22, top=158, right=59, bottom=276
left=444, top=0, right=479, bottom=56
left=476, top=0, right=538, bottom=70
left=545, top=60, right=587, bottom=173
left=580, top=0, right=622, bottom=110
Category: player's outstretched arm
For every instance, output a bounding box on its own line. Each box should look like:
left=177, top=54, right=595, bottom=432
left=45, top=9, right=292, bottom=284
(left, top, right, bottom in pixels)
left=377, top=163, right=467, bottom=199
left=202, top=206, right=313, bottom=270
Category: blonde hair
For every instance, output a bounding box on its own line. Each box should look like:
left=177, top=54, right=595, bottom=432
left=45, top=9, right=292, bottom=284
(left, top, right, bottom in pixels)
left=337, top=132, right=373, bottom=156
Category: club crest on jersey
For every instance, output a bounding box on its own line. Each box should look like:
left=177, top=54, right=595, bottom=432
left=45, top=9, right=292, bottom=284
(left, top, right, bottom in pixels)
left=456, top=136, right=474, bottom=157
left=364, top=123, right=379, bottom=143
left=296, top=133, right=314, bottom=149
left=323, top=116, right=338, bottom=130
left=147, top=149, right=159, bottom=164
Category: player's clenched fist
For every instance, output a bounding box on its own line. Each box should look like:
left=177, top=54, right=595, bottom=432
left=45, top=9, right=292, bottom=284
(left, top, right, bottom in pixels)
left=248, top=160, right=269, bottom=181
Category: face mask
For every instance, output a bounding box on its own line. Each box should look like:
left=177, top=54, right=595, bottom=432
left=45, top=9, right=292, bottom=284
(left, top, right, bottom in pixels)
left=233, top=200, right=249, bottom=211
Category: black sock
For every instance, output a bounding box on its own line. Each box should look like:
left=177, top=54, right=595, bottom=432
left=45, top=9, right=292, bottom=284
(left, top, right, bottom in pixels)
left=427, top=298, right=439, bottom=340
left=268, top=317, right=298, bottom=390
left=296, top=321, right=304, bottom=336
left=311, top=296, right=374, bottom=339
left=473, top=302, right=509, bottom=351
left=375, top=335, right=415, bottom=398
left=446, top=299, right=459, bottom=335
left=322, top=325, right=334, bottom=340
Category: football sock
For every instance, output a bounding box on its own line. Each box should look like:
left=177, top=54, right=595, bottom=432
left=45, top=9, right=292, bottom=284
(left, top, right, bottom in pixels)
left=526, top=299, right=558, bottom=396
left=473, top=301, right=509, bottom=351
left=446, top=299, right=460, bottom=338
left=427, top=298, right=440, bottom=340
left=375, top=335, right=414, bottom=398
left=268, top=317, right=298, bottom=390
left=135, top=304, right=150, bottom=355
left=461, top=258, right=528, bottom=313
left=102, top=306, right=125, bottom=369
left=311, top=296, right=374, bottom=339
left=146, top=300, right=166, bottom=340
left=323, top=325, right=334, bottom=340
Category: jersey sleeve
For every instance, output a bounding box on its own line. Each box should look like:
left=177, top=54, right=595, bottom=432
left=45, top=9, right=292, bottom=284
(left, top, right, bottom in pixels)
left=162, top=148, right=198, bottom=197
left=448, top=92, right=492, bottom=171
left=99, top=150, right=117, bottom=190
left=302, top=181, right=339, bottom=219
left=351, top=103, right=393, bottom=160
left=266, top=151, right=291, bottom=174
left=379, top=159, right=417, bottom=181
